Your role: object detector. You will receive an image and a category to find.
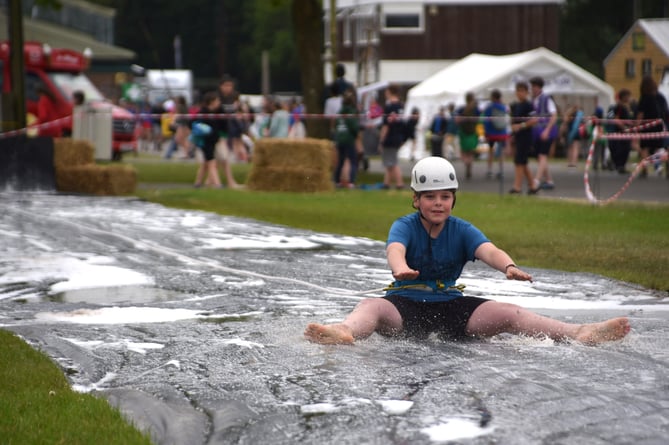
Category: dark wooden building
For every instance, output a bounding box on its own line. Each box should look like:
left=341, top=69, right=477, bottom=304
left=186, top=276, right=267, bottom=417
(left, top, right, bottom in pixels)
left=325, top=0, right=563, bottom=87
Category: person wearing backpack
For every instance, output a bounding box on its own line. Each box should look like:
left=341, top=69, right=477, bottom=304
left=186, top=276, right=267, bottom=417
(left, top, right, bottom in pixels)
left=333, top=89, right=361, bottom=188
left=483, top=89, right=510, bottom=179
left=455, top=92, right=480, bottom=179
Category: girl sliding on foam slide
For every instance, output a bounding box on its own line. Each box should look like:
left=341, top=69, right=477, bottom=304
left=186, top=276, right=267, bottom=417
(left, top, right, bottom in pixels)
left=305, top=157, right=630, bottom=345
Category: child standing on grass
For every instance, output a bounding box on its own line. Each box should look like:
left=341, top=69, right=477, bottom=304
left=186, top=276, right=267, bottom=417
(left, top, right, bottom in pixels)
left=305, top=157, right=630, bottom=345
left=192, top=92, right=223, bottom=188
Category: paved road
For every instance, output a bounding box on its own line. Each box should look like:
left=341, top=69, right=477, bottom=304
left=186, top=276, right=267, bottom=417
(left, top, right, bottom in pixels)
left=366, top=156, right=669, bottom=204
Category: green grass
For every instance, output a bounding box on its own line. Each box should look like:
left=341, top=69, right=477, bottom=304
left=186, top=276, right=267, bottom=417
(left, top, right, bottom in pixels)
left=0, top=330, right=153, bottom=445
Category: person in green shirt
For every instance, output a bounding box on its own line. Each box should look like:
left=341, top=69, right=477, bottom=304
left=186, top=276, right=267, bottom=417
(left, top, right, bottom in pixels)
left=333, top=88, right=361, bottom=188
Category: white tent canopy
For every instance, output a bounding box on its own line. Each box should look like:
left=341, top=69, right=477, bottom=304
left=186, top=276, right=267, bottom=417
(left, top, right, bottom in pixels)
left=406, top=47, right=615, bottom=129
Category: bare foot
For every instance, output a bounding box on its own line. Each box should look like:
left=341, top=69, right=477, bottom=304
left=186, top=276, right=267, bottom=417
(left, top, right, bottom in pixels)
left=304, top=323, right=355, bottom=345
left=575, top=317, right=631, bottom=345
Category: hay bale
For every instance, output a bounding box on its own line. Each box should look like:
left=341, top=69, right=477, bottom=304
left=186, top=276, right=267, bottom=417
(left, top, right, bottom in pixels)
left=53, top=138, right=95, bottom=169
left=247, top=138, right=334, bottom=192
left=56, top=164, right=137, bottom=196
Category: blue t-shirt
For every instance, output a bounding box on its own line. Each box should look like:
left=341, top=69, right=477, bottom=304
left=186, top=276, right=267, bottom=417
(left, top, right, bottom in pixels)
left=385, top=213, right=489, bottom=302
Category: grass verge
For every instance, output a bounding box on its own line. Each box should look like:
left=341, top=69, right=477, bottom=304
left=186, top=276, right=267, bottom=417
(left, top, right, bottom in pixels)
left=0, top=330, right=153, bottom=444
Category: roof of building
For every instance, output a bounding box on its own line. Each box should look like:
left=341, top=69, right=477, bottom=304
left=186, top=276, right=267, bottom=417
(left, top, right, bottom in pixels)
left=604, top=18, right=669, bottom=65
left=0, top=10, right=135, bottom=61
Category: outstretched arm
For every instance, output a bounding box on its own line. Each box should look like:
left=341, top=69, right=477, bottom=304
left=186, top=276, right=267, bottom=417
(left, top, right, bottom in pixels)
left=474, top=242, right=532, bottom=282
left=386, top=242, right=420, bottom=280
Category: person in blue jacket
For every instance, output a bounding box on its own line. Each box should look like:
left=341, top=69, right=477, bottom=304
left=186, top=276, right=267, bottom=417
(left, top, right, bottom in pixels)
left=305, top=157, right=631, bottom=345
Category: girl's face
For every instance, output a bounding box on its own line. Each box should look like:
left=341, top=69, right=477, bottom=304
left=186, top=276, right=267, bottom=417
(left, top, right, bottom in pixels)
left=414, top=190, right=454, bottom=225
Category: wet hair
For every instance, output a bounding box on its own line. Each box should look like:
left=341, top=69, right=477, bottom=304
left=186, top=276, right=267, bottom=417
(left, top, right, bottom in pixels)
left=529, top=76, right=544, bottom=88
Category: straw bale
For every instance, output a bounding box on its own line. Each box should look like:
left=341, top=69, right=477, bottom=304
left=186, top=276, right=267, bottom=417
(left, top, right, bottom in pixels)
left=247, top=138, right=334, bottom=192
left=248, top=166, right=333, bottom=192
left=53, top=138, right=95, bottom=169
left=56, top=164, right=137, bottom=196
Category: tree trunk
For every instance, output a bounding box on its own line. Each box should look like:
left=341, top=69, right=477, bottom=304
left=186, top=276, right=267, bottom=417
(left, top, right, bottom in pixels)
left=291, top=0, right=328, bottom=139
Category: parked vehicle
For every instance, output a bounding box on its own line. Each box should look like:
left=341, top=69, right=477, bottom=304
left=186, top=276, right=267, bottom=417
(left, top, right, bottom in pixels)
left=0, top=41, right=137, bottom=159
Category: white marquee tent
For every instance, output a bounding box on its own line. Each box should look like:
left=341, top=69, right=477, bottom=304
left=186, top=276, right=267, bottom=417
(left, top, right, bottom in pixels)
left=406, top=47, right=615, bottom=128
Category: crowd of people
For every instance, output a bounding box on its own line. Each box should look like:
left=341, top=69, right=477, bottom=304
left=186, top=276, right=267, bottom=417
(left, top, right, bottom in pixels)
left=86, top=69, right=668, bottom=191
left=319, top=68, right=668, bottom=193
left=118, top=74, right=309, bottom=188
left=418, top=74, right=669, bottom=193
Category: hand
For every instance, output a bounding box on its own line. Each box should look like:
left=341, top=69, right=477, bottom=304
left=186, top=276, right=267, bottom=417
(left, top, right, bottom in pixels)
left=393, top=266, right=420, bottom=281
left=506, top=265, right=533, bottom=282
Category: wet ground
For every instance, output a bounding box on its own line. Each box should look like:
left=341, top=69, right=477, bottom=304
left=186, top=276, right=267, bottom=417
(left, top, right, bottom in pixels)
left=1, top=192, right=668, bottom=444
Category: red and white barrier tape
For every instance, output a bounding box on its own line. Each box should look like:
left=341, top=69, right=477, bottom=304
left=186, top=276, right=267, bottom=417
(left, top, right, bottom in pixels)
left=601, top=131, right=669, bottom=140
left=584, top=127, right=668, bottom=205
left=0, top=115, right=74, bottom=139
left=623, top=119, right=663, bottom=133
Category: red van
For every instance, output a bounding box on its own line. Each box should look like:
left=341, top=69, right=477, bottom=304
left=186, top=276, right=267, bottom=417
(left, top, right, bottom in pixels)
left=0, top=41, right=137, bottom=159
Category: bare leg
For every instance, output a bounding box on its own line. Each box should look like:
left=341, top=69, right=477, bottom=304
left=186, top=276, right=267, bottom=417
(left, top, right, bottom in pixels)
left=535, top=153, right=552, bottom=185
left=219, top=160, right=239, bottom=188
left=465, top=301, right=630, bottom=345
left=568, top=141, right=580, bottom=166
left=206, top=159, right=221, bottom=187
left=194, top=162, right=206, bottom=186
left=487, top=144, right=494, bottom=175
left=383, top=168, right=392, bottom=187
left=462, top=152, right=474, bottom=179
left=304, top=298, right=403, bottom=344
left=522, top=164, right=535, bottom=190
left=512, top=164, right=523, bottom=191
left=391, top=165, right=404, bottom=187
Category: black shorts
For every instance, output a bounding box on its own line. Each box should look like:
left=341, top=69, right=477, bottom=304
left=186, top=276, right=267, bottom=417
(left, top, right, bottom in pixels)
left=533, top=137, right=553, bottom=156
left=382, top=295, right=489, bottom=340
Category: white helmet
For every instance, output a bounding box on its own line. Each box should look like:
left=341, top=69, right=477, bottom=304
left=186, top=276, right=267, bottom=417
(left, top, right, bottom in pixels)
left=410, top=157, right=459, bottom=192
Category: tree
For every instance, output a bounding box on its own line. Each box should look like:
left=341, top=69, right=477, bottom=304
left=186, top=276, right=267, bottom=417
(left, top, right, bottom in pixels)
left=560, top=0, right=669, bottom=78
left=291, top=0, right=327, bottom=138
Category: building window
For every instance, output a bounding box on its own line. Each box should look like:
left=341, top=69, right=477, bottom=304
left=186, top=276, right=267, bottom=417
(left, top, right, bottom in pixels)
left=385, top=14, right=420, bottom=28
left=642, top=59, right=652, bottom=76
left=632, top=32, right=645, bottom=51
left=382, top=4, right=423, bottom=33
left=625, top=59, right=636, bottom=78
